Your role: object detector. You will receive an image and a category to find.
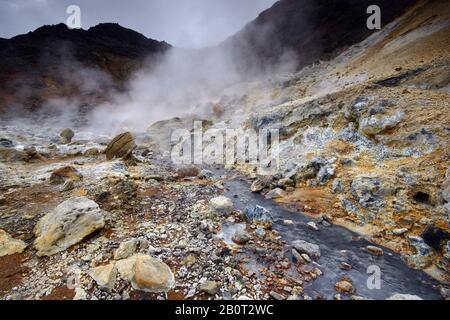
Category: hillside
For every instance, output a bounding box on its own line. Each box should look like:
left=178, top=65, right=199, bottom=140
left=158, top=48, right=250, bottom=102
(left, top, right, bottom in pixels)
left=0, top=23, right=170, bottom=113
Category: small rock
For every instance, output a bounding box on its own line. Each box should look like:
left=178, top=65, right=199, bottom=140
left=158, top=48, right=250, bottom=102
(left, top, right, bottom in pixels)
left=366, top=245, right=384, bottom=256
left=306, top=222, right=319, bottom=231
left=250, top=177, right=272, bottom=192
left=335, top=280, right=355, bottom=294
left=392, top=228, right=408, bottom=235
left=176, top=165, right=200, bottom=179
left=114, top=238, right=139, bottom=260
left=50, top=166, right=83, bottom=185
left=83, top=148, right=99, bottom=156
left=340, top=262, right=352, bottom=270
left=0, top=229, right=27, bottom=257
left=199, top=280, right=220, bottom=295
left=60, top=180, right=75, bottom=192
left=232, top=229, right=251, bottom=245
left=209, top=196, right=234, bottom=216
left=181, top=255, right=197, bottom=266
left=60, top=128, right=74, bottom=144
left=243, top=205, right=273, bottom=228
left=88, top=263, right=117, bottom=291
left=292, top=240, right=320, bottom=258
left=269, top=291, right=285, bottom=300
left=265, top=188, right=284, bottom=199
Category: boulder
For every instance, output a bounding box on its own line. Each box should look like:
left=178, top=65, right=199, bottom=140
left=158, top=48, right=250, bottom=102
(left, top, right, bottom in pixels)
left=60, top=128, right=75, bottom=144
left=105, top=132, right=135, bottom=160
left=88, top=263, right=117, bottom=291
left=292, top=240, right=320, bottom=258
left=34, top=197, right=105, bottom=256
left=0, top=229, right=27, bottom=256
left=50, top=166, right=83, bottom=185
left=132, top=254, right=175, bottom=293
left=209, top=196, right=234, bottom=216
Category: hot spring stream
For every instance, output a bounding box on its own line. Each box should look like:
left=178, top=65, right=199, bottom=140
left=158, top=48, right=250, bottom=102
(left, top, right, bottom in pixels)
left=220, top=173, right=442, bottom=300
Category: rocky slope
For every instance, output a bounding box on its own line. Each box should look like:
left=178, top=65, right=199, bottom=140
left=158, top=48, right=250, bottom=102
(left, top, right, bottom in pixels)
left=222, top=0, right=416, bottom=74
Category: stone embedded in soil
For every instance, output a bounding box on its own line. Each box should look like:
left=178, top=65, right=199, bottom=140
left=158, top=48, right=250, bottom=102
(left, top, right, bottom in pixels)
left=49, top=166, right=83, bottom=185
left=131, top=254, right=175, bottom=293
left=114, top=238, right=139, bottom=260
left=60, top=128, right=74, bottom=144
left=34, top=197, right=105, bottom=256
left=199, top=280, right=220, bottom=295
left=105, top=132, right=136, bottom=160
left=292, top=240, right=320, bottom=258
left=209, top=196, right=234, bottom=216
left=0, top=229, right=27, bottom=257
left=88, top=263, right=117, bottom=291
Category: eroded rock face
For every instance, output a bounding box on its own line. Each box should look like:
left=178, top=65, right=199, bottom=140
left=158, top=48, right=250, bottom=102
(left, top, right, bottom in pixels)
left=0, top=229, right=27, bottom=256
left=34, top=197, right=106, bottom=256
left=105, top=132, right=135, bottom=160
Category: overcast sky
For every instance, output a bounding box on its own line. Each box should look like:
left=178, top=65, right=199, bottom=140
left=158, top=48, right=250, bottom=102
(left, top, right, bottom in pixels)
left=0, top=0, right=278, bottom=47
